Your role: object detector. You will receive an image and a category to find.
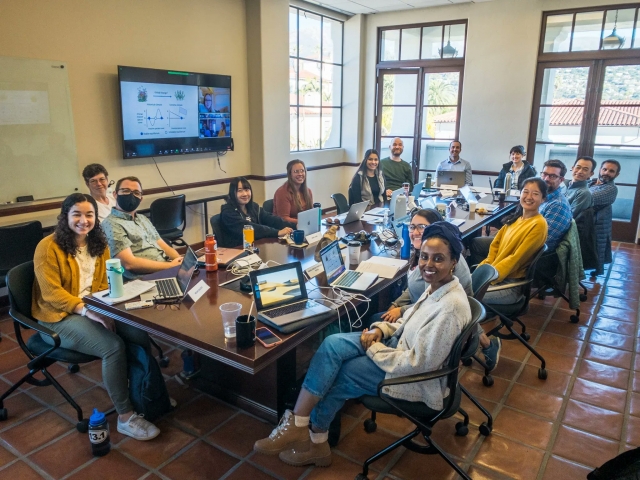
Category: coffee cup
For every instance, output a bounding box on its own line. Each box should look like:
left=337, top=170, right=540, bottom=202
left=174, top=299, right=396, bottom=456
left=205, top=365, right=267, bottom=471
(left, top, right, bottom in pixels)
left=292, top=230, right=305, bottom=245
left=348, top=241, right=361, bottom=264
left=235, top=315, right=256, bottom=348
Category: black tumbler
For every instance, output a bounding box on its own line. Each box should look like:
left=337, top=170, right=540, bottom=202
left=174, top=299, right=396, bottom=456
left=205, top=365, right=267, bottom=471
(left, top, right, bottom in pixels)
left=236, top=315, right=256, bottom=348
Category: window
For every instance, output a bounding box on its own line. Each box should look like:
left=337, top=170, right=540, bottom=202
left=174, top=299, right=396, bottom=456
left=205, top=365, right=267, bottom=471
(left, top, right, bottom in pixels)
left=289, top=7, right=343, bottom=152
left=530, top=4, right=640, bottom=242
left=375, top=21, right=466, bottom=182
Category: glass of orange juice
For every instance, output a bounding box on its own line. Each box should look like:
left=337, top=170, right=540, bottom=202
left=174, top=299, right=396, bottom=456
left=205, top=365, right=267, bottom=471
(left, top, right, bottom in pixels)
left=243, top=225, right=254, bottom=250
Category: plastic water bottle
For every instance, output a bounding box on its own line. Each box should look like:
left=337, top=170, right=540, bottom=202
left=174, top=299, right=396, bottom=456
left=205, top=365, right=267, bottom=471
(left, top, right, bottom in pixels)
left=382, top=210, right=389, bottom=228
left=505, top=172, right=512, bottom=193
left=88, top=408, right=111, bottom=457
left=400, top=223, right=411, bottom=260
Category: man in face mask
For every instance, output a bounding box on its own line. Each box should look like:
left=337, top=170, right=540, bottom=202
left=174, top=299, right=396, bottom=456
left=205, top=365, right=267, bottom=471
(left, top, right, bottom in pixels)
left=101, top=176, right=182, bottom=280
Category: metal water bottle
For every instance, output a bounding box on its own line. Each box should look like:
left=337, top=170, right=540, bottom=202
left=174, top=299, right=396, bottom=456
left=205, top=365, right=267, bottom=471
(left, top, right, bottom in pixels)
left=505, top=172, right=512, bottom=193
left=204, top=234, right=218, bottom=272
left=425, top=173, right=432, bottom=189
left=105, top=259, right=124, bottom=298
left=313, top=203, right=322, bottom=230
left=400, top=223, right=411, bottom=260
left=88, top=408, right=111, bottom=457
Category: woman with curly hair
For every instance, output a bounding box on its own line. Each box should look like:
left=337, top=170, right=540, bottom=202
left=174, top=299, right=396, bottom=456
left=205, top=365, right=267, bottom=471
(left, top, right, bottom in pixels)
left=32, top=193, right=162, bottom=441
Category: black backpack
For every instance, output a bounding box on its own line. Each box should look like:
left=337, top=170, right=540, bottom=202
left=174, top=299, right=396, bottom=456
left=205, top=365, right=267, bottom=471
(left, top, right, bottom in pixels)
left=126, top=343, right=173, bottom=422
left=589, top=447, right=640, bottom=480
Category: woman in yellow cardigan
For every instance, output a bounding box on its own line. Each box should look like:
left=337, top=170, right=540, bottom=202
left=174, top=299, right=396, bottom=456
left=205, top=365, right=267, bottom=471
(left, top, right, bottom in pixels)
left=32, top=193, right=160, bottom=441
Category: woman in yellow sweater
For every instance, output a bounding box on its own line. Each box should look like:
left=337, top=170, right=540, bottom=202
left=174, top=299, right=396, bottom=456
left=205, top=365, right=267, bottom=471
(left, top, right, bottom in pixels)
left=32, top=193, right=161, bottom=441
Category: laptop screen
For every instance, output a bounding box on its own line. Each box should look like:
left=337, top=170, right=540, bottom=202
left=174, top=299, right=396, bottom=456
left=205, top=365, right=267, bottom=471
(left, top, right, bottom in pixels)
left=176, top=247, right=198, bottom=294
left=320, top=241, right=345, bottom=284
left=251, top=262, right=306, bottom=309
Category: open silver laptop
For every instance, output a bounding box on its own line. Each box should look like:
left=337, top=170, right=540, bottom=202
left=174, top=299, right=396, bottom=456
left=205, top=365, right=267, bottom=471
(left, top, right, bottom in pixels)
left=332, top=200, right=368, bottom=224
left=153, top=247, right=198, bottom=300
left=249, top=262, right=332, bottom=326
left=320, top=240, right=378, bottom=291
left=437, top=170, right=466, bottom=188
left=297, top=207, right=321, bottom=237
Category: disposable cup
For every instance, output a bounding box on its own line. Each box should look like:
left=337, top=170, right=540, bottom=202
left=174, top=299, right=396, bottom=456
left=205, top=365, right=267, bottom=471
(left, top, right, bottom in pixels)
left=219, top=302, right=242, bottom=338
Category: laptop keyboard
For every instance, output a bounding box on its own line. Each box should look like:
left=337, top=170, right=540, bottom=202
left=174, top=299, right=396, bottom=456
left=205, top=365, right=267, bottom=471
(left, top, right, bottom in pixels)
left=156, top=279, right=181, bottom=298
left=335, top=271, right=362, bottom=288
left=266, top=301, right=312, bottom=318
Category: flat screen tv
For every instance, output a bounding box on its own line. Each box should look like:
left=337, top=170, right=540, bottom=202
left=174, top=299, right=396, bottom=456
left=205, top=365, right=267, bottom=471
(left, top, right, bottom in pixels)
left=118, top=65, right=233, bottom=159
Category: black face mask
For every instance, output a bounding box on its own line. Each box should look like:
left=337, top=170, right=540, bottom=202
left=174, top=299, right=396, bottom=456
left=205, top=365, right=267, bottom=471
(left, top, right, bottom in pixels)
left=116, top=193, right=142, bottom=212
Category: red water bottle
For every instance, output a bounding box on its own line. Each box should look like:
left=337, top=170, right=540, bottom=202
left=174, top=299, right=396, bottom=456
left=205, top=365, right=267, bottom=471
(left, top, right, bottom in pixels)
left=204, top=234, right=218, bottom=272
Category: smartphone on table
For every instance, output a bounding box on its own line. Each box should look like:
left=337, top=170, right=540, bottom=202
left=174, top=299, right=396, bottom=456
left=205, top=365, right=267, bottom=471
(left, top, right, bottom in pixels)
left=256, top=327, right=283, bottom=348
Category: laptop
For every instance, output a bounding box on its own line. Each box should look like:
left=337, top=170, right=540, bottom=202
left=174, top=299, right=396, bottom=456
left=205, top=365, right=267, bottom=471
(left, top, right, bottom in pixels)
left=249, top=262, right=333, bottom=326
left=436, top=170, right=466, bottom=188
left=297, top=207, right=321, bottom=237
left=489, top=178, right=520, bottom=202
left=388, top=188, right=404, bottom=211
left=329, top=200, right=368, bottom=225
left=153, top=247, right=199, bottom=300
left=412, top=181, right=424, bottom=199
left=459, top=185, right=482, bottom=203
left=319, top=240, right=378, bottom=291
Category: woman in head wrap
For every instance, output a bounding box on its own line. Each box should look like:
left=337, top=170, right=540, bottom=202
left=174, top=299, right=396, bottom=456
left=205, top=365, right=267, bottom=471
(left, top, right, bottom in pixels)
left=253, top=223, right=472, bottom=468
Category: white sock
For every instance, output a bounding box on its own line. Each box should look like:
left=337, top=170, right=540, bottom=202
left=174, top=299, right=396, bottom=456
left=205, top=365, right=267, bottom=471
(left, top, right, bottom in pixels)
left=310, top=430, right=328, bottom=444
left=294, top=415, right=310, bottom=427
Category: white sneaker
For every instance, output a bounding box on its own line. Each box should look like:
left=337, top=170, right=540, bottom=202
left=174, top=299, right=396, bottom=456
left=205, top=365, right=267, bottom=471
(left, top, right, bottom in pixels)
left=117, top=413, right=160, bottom=441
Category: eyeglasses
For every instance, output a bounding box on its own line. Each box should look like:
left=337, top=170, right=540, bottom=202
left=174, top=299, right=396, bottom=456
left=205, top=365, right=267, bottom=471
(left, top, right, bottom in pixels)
left=118, top=188, right=143, bottom=198
left=155, top=303, right=180, bottom=311
left=540, top=172, right=561, bottom=180
left=408, top=224, right=428, bottom=232
left=89, top=177, right=108, bottom=185
left=292, top=169, right=305, bottom=175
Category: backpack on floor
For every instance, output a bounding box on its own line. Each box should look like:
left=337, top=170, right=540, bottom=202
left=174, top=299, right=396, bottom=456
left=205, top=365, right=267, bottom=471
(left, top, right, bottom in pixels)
left=126, top=343, right=173, bottom=422
left=589, top=447, right=640, bottom=480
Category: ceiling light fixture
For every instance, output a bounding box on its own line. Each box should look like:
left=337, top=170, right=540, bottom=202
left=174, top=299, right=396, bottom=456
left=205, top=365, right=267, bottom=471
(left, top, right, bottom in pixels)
left=439, top=26, right=458, bottom=58
left=602, top=10, right=626, bottom=49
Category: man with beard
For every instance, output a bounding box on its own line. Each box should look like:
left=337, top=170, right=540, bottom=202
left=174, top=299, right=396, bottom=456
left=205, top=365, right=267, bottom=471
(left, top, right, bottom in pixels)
left=588, top=160, right=620, bottom=276
left=380, top=137, right=413, bottom=193
left=436, top=140, right=473, bottom=186
left=539, top=159, right=573, bottom=251
left=102, top=176, right=183, bottom=280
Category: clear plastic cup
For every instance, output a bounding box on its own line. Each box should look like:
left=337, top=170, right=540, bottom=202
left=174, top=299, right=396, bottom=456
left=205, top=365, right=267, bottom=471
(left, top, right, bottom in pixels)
left=219, top=302, right=242, bottom=338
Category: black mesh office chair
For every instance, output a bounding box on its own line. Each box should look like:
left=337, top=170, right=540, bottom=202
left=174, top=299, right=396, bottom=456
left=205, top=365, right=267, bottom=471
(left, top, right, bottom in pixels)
left=210, top=214, right=232, bottom=248
left=481, top=245, right=548, bottom=381
left=2, top=262, right=111, bottom=433
left=263, top=199, right=274, bottom=214
left=149, top=194, right=187, bottom=247
left=355, top=298, right=485, bottom=480
left=0, top=221, right=43, bottom=289
left=331, top=193, right=349, bottom=215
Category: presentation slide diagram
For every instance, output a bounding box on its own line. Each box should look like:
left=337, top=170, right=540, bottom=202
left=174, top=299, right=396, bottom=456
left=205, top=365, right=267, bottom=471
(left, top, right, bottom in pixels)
left=120, top=82, right=198, bottom=140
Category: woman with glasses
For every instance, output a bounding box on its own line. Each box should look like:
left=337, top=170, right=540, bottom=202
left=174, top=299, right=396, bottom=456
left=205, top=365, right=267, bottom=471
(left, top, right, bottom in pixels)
left=221, top=177, right=295, bottom=248
left=273, top=160, right=314, bottom=223
left=494, top=146, right=537, bottom=191
left=32, top=193, right=162, bottom=441
left=347, top=149, right=392, bottom=208
left=82, top=164, right=116, bottom=221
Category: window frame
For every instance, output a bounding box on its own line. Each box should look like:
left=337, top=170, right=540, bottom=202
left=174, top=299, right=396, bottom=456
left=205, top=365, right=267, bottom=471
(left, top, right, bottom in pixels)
left=289, top=6, right=344, bottom=152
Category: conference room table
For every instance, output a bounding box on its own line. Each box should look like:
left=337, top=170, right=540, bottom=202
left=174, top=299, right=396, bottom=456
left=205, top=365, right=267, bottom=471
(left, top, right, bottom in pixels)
left=84, top=193, right=517, bottom=423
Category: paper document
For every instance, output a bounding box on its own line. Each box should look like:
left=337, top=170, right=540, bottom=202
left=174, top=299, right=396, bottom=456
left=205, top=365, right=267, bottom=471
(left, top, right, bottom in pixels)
left=440, top=190, right=457, bottom=198
left=361, top=214, right=383, bottom=223
left=476, top=203, right=498, bottom=212
left=93, top=280, right=156, bottom=305
left=366, top=207, right=389, bottom=217
left=447, top=218, right=465, bottom=227
left=356, top=257, right=407, bottom=279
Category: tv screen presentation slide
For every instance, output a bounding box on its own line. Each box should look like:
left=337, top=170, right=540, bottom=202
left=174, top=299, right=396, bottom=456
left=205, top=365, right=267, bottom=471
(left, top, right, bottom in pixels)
left=120, top=81, right=199, bottom=140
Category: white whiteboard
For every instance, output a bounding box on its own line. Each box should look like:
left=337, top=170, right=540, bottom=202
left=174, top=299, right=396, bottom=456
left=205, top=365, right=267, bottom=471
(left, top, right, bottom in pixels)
left=0, top=56, right=81, bottom=203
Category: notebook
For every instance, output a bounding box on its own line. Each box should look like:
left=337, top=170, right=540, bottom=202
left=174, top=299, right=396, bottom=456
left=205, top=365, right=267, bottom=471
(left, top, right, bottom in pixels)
left=319, top=240, right=378, bottom=291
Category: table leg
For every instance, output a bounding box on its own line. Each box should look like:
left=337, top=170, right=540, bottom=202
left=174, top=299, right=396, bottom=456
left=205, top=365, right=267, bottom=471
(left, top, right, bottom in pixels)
left=276, top=348, right=297, bottom=419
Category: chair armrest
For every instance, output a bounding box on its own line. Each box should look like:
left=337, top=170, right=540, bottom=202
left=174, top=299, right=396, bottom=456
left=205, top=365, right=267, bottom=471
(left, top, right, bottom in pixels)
left=377, top=366, right=458, bottom=396
left=9, top=308, right=61, bottom=348
left=486, top=279, right=531, bottom=292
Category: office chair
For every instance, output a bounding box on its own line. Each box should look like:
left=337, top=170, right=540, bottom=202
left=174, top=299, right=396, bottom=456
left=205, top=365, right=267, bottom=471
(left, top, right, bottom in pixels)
left=262, top=199, right=274, bottom=214
left=481, top=245, right=548, bottom=381
left=0, top=221, right=43, bottom=289
left=210, top=214, right=233, bottom=248
left=2, top=261, right=112, bottom=433
left=355, top=298, right=485, bottom=480
left=149, top=194, right=187, bottom=247
left=331, top=193, right=349, bottom=215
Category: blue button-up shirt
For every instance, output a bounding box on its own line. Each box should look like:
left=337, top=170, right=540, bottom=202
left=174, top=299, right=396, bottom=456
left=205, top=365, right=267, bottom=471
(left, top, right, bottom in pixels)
left=539, top=188, right=572, bottom=251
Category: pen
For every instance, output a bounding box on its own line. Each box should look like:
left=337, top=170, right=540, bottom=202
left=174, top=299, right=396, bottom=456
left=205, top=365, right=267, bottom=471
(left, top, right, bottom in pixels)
left=101, top=292, right=110, bottom=297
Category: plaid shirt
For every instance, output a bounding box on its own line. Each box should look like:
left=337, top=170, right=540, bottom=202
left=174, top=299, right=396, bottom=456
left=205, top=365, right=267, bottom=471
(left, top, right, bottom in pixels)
left=589, top=179, right=618, bottom=212
left=540, top=188, right=572, bottom=251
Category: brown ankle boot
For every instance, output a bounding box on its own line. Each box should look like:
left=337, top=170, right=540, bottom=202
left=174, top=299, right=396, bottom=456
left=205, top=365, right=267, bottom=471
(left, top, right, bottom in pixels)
left=254, top=410, right=310, bottom=455
left=279, top=440, right=331, bottom=467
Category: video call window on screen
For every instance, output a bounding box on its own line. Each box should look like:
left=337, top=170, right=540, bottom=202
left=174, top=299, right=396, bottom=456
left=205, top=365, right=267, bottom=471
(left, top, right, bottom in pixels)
left=198, top=86, right=230, bottom=138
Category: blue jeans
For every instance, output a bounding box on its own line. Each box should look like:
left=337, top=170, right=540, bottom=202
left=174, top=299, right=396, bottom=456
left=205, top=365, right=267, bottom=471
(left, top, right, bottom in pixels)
left=39, top=314, right=150, bottom=414
left=302, top=332, right=391, bottom=431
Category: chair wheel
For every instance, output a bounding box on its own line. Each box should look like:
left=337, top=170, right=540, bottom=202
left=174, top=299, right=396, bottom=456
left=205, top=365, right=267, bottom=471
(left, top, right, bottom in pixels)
left=579, top=294, right=587, bottom=302
left=159, top=356, right=170, bottom=368
left=479, top=422, right=492, bottom=436
left=76, top=419, right=89, bottom=433
left=455, top=422, right=468, bottom=436
left=538, top=368, right=548, bottom=380
left=570, top=315, right=579, bottom=324
left=68, top=364, right=80, bottom=374
left=521, top=332, right=530, bottom=342
left=355, top=474, right=369, bottom=480
left=363, top=419, right=377, bottom=433
left=0, top=408, right=7, bottom=421
left=462, top=358, right=472, bottom=367
left=537, top=292, right=545, bottom=299
left=482, top=375, right=494, bottom=387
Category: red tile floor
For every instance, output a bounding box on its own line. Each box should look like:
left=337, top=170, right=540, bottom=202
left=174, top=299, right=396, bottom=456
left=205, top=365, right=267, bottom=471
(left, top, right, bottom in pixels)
left=0, top=241, right=639, bottom=479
